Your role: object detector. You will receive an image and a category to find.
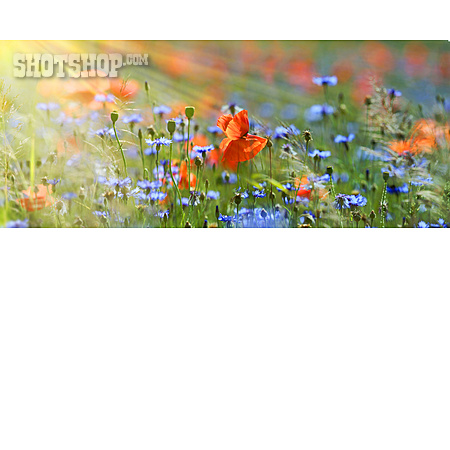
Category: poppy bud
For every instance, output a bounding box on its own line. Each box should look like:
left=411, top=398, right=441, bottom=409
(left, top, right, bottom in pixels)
left=185, top=106, right=195, bottom=119
left=200, top=191, right=206, bottom=202
left=205, top=179, right=209, bottom=191
left=148, top=126, right=156, bottom=139
left=194, top=124, right=199, bottom=133
left=184, top=221, right=192, bottom=228
left=138, top=128, right=143, bottom=140
left=326, top=166, right=333, bottom=176
left=111, top=111, right=119, bottom=124
left=370, top=210, right=376, bottom=220
left=163, top=213, right=168, bottom=225
left=234, top=193, right=242, bottom=205
left=167, top=120, right=176, bottom=134
left=215, top=205, right=220, bottom=220
left=383, top=171, right=389, bottom=182
left=266, top=138, right=273, bottom=148
left=145, top=81, right=149, bottom=93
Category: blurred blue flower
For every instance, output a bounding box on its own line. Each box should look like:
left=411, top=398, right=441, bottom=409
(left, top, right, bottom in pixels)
left=37, top=102, right=60, bottom=111
left=94, top=94, right=115, bottom=103
left=334, top=134, right=355, bottom=144
left=6, top=219, right=29, bottom=228
left=309, top=149, right=331, bottom=159
left=122, top=113, right=143, bottom=124
left=154, top=105, right=171, bottom=115
left=417, top=221, right=430, bottom=228
left=313, top=76, right=338, bottom=86
left=207, top=190, right=220, bottom=200
left=62, top=192, right=77, bottom=200
left=430, top=218, right=448, bottom=228
left=207, top=125, right=222, bottom=134
left=305, top=104, right=334, bottom=122
left=387, top=183, right=409, bottom=194
left=146, top=137, right=172, bottom=147
left=194, top=145, right=214, bottom=154
left=387, top=89, right=402, bottom=97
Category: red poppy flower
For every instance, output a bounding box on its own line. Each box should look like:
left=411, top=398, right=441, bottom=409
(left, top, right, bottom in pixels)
left=17, top=184, right=54, bottom=212
left=217, top=110, right=267, bottom=163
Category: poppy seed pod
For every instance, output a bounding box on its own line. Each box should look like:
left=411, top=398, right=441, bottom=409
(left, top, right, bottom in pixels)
left=185, top=106, right=195, bottom=119
left=326, top=166, right=333, bottom=176
left=234, top=193, right=242, bottom=205
left=383, top=171, right=390, bottom=182
left=111, top=111, right=119, bottom=124
left=167, top=120, right=176, bottom=134
left=302, top=129, right=312, bottom=143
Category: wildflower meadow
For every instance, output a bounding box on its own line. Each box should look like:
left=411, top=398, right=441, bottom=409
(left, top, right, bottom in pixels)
left=1, top=40, right=449, bottom=228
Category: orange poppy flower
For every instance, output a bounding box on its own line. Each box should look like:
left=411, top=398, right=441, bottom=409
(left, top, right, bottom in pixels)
left=217, top=110, right=267, bottom=164
left=178, top=161, right=197, bottom=190
left=18, top=185, right=54, bottom=212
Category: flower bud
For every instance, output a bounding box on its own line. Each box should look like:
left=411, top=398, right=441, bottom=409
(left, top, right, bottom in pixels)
left=111, top=111, right=119, bottom=124
left=302, top=129, right=313, bottom=143
left=369, top=210, right=376, bottom=220
left=326, top=166, right=333, bottom=176
left=185, top=106, right=195, bottom=119
left=364, top=95, right=372, bottom=106
left=205, top=179, right=209, bottom=191
left=203, top=219, right=208, bottom=228
left=138, top=128, right=143, bottom=140
left=194, top=156, right=203, bottom=168
left=148, top=126, right=156, bottom=139
left=215, top=205, right=220, bottom=220
left=144, top=81, right=149, bottom=93
left=167, top=120, right=176, bottom=134
left=200, top=191, right=206, bottom=202
left=79, top=186, right=86, bottom=200
left=266, top=138, right=273, bottom=148
left=383, top=171, right=389, bottom=182
left=234, top=192, right=242, bottom=205
left=184, top=221, right=192, bottom=228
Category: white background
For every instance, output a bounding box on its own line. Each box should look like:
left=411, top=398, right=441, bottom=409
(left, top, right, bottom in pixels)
left=1, top=6, right=449, bottom=450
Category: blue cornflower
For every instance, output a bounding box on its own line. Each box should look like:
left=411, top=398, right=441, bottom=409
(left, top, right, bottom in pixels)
left=194, top=145, right=214, bottom=155
left=334, top=134, right=355, bottom=144
left=107, top=177, right=132, bottom=188
left=93, top=211, right=109, bottom=219
left=122, top=113, right=143, bottom=124
left=333, top=194, right=351, bottom=210
left=150, top=190, right=167, bottom=202
left=207, top=125, right=222, bottom=134
left=207, top=190, right=220, bottom=200
left=252, top=189, right=266, bottom=198
left=280, top=104, right=298, bottom=120
left=36, top=102, right=60, bottom=111
left=172, top=132, right=193, bottom=143
left=94, top=94, right=115, bottom=103
left=411, top=177, right=433, bottom=187
left=144, top=146, right=157, bottom=156
left=146, top=137, right=172, bottom=147
left=417, top=221, right=430, bottom=228
left=387, top=89, right=402, bottom=97
left=305, top=104, right=335, bottom=122
left=218, top=214, right=234, bottom=223
left=179, top=197, right=189, bottom=207
left=62, top=192, right=77, bottom=200
left=95, top=127, right=115, bottom=138
left=137, top=180, right=162, bottom=190
left=309, top=149, right=331, bottom=159
left=156, top=210, right=170, bottom=219
left=47, top=178, right=60, bottom=186
left=430, top=218, right=448, bottom=228
left=387, top=183, right=409, bottom=194
left=6, top=218, right=29, bottom=228
left=273, top=125, right=301, bottom=139
left=153, top=105, right=172, bottom=115
left=312, top=76, right=338, bottom=86
left=348, top=194, right=367, bottom=207
left=381, top=165, right=406, bottom=179
left=222, top=171, right=237, bottom=184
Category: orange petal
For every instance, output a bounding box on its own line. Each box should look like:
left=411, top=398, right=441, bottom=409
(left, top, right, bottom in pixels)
left=217, top=114, right=233, bottom=133
left=225, top=110, right=249, bottom=140
left=222, top=136, right=267, bottom=163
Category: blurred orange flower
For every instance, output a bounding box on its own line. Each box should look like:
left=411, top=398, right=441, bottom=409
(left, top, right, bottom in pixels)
left=217, top=110, right=267, bottom=164
left=18, top=185, right=54, bottom=212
